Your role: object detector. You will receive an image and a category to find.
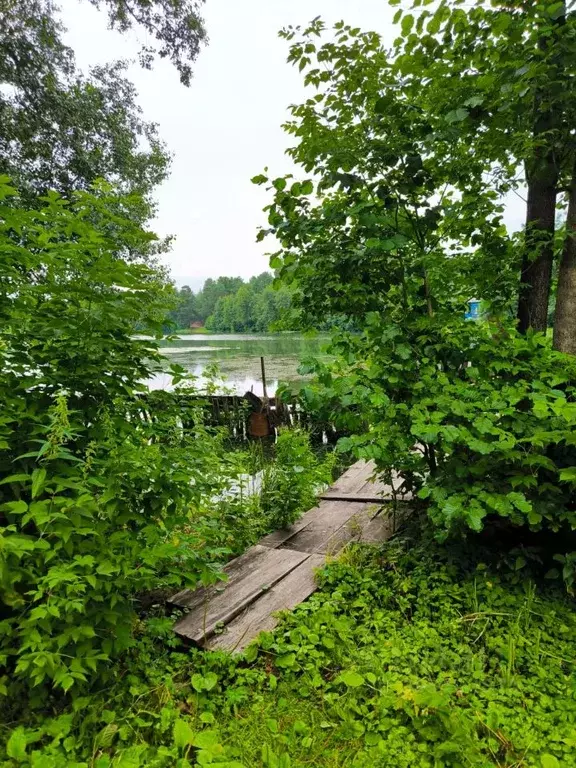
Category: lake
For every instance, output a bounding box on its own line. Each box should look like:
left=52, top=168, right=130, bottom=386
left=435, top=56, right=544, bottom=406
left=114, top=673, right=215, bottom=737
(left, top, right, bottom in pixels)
left=150, top=333, right=330, bottom=396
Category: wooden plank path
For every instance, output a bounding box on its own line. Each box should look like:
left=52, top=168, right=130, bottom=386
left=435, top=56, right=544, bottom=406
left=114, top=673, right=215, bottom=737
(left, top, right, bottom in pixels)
left=170, top=460, right=411, bottom=652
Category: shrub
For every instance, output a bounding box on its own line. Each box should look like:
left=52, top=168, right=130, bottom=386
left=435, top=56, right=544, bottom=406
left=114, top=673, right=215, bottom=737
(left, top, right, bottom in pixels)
left=206, top=429, right=336, bottom=549
left=0, top=180, right=227, bottom=693
left=299, top=316, right=576, bottom=545
left=259, top=429, right=336, bottom=529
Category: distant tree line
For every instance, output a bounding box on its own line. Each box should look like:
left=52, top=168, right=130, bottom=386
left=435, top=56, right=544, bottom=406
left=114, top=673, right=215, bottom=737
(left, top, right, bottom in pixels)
left=168, top=273, right=293, bottom=332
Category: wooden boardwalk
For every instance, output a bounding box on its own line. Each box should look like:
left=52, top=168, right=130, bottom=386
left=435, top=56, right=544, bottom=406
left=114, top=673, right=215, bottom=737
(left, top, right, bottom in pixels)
left=170, top=461, right=411, bottom=652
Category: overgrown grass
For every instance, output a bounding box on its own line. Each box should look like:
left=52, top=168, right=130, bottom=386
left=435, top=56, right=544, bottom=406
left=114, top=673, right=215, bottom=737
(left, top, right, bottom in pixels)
left=3, top=524, right=575, bottom=767
left=209, top=529, right=576, bottom=767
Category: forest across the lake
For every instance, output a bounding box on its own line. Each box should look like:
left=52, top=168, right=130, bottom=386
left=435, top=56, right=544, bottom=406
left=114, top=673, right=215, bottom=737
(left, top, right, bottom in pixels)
left=167, top=273, right=293, bottom=333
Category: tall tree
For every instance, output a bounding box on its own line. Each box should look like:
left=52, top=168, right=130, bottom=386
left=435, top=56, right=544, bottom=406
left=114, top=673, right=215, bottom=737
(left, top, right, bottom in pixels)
left=196, top=276, right=244, bottom=320
left=0, top=0, right=209, bottom=226
left=255, top=14, right=576, bottom=553
left=0, top=2, right=170, bottom=212
left=391, top=1, right=576, bottom=337
left=517, top=5, right=566, bottom=333
left=553, top=163, right=576, bottom=353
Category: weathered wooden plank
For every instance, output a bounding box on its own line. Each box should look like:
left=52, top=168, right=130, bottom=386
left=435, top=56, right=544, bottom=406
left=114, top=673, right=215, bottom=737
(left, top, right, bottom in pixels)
left=173, top=547, right=309, bottom=644
left=170, top=461, right=414, bottom=650
left=207, top=554, right=325, bottom=652
left=315, top=502, right=381, bottom=554
left=321, top=468, right=413, bottom=503
left=327, top=460, right=375, bottom=496
left=359, top=512, right=395, bottom=543
left=360, top=504, right=413, bottom=543
left=357, top=472, right=412, bottom=498
left=170, top=544, right=270, bottom=609
left=258, top=500, right=348, bottom=549
left=278, top=500, right=368, bottom=554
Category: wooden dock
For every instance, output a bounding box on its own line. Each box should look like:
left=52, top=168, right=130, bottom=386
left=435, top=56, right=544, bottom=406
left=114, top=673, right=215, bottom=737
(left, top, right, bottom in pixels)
left=169, top=461, right=411, bottom=652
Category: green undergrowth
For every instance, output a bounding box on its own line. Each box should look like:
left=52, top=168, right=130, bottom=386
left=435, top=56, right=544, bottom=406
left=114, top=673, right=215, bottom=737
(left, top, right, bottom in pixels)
left=2, top=528, right=575, bottom=767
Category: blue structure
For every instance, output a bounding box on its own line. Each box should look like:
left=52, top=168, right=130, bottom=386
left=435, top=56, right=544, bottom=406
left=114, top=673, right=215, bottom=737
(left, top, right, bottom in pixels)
left=465, top=298, right=481, bottom=320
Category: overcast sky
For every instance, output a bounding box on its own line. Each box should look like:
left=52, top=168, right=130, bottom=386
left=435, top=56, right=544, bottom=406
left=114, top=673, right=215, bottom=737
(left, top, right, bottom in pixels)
left=62, top=1, right=525, bottom=290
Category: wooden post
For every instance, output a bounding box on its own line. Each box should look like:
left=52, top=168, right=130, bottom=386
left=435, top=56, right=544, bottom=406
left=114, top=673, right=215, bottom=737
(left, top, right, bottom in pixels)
left=260, top=356, right=268, bottom=399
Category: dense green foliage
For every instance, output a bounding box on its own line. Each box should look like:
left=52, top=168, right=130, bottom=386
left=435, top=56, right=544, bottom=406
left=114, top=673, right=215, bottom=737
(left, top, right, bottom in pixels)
left=2, top=2, right=576, bottom=766
left=386, top=0, right=576, bottom=338
left=255, top=11, right=576, bottom=574
left=0, top=179, right=230, bottom=693
left=168, top=273, right=292, bottom=332
left=300, top=324, right=576, bottom=545
left=206, top=274, right=292, bottom=333
left=0, top=176, right=331, bottom=701
left=3, top=530, right=575, bottom=766
left=0, top=175, right=334, bottom=700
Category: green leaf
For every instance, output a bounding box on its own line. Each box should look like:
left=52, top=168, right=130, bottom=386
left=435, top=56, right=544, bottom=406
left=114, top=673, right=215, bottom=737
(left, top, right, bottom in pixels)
left=428, top=14, right=441, bottom=35
left=203, top=672, right=218, bottom=691
left=338, top=670, right=365, bottom=687
left=6, top=727, right=27, bottom=761
left=95, top=723, right=118, bottom=748
left=173, top=718, right=195, bottom=749
left=465, top=506, right=486, bottom=532
left=31, top=467, right=47, bottom=499
left=273, top=178, right=287, bottom=191
left=2, top=500, right=28, bottom=515
left=301, top=180, right=314, bottom=194
left=266, top=718, right=279, bottom=733
left=541, top=756, right=560, bottom=768
left=191, top=673, right=206, bottom=692
left=244, top=643, right=259, bottom=663
left=445, top=108, right=469, bottom=123
left=0, top=473, right=31, bottom=485
left=191, top=730, right=220, bottom=749
left=528, top=510, right=543, bottom=526
left=546, top=2, right=565, bottom=20
left=275, top=653, right=296, bottom=668
left=559, top=467, right=576, bottom=483
left=401, top=14, right=414, bottom=35
left=251, top=174, right=268, bottom=185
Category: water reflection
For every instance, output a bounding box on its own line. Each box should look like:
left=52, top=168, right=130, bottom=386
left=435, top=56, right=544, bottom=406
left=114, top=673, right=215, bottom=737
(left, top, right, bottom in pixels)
left=149, top=333, right=330, bottom=396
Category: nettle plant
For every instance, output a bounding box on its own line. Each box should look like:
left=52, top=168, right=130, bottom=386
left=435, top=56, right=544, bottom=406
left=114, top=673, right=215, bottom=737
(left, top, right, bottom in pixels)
left=254, top=19, right=576, bottom=555
left=259, top=428, right=336, bottom=530
left=0, top=179, right=227, bottom=694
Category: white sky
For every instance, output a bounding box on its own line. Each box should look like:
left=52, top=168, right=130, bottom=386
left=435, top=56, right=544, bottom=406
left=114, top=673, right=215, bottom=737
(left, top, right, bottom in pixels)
left=62, top=0, right=525, bottom=289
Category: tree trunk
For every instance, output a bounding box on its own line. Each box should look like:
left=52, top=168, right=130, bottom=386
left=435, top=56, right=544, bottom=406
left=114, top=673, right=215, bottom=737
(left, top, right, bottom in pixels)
left=516, top=173, right=558, bottom=333
left=553, top=164, right=576, bottom=354
left=516, top=12, right=564, bottom=334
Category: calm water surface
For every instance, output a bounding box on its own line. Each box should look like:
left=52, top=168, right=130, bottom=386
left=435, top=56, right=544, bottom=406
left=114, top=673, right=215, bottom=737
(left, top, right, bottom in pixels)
left=150, top=333, right=330, bottom=396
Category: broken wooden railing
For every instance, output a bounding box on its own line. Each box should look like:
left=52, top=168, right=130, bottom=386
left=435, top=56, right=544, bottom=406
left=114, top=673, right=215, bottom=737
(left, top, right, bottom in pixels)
left=138, top=390, right=342, bottom=442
